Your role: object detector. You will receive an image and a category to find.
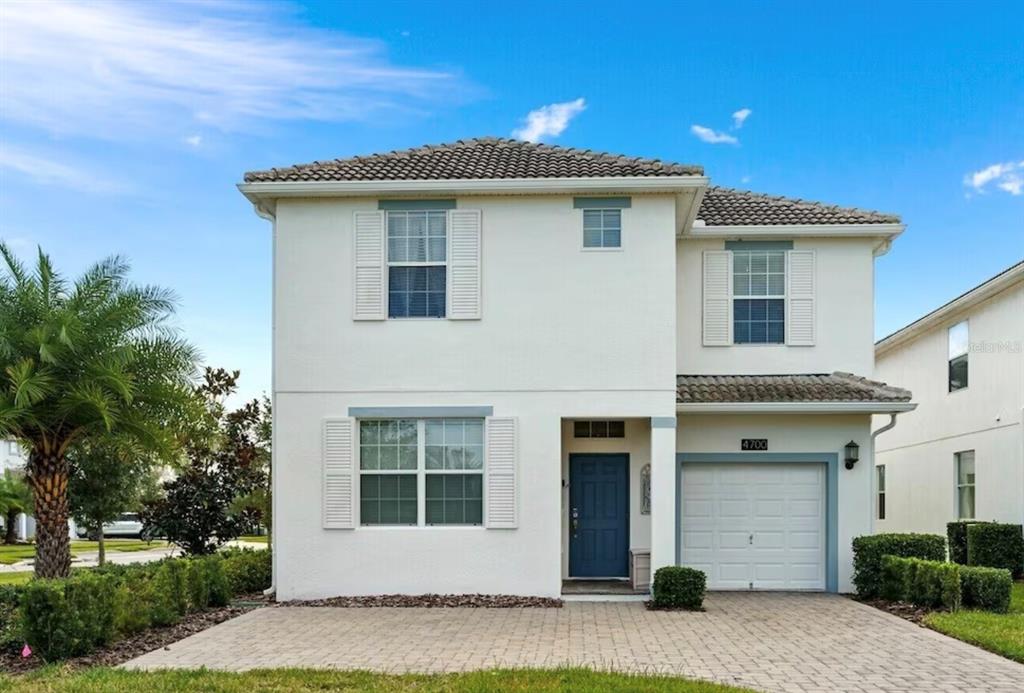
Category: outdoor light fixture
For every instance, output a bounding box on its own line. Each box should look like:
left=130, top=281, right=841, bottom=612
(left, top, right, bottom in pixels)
left=844, top=440, right=860, bottom=470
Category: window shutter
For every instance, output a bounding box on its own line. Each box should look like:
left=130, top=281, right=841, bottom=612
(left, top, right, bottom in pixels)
left=323, top=417, right=356, bottom=529
left=447, top=209, right=482, bottom=320
left=485, top=416, right=517, bottom=528
left=786, top=249, right=816, bottom=346
left=352, top=211, right=386, bottom=320
left=702, top=250, right=733, bottom=346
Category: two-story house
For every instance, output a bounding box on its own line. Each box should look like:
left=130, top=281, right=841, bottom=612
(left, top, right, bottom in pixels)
left=874, top=261, right=1023, bottom=535
left=239, top=138, right=913, bottom=600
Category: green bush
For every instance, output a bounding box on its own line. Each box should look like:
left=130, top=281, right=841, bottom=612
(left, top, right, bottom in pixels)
left=204, top=556, right=232, bottom=608
left=960, top=565, right=1013, bottom=613
left=947, top=521, right=979, bottom=565
left=651, top=567, right=706, bottom=610
left=222, top=548, right=272, bottom=594
left=852, top=533, right=946, bottom=597
left=186, top=560, right=211, bottom=611
left=0, top=584, right=24, bottom=654
left=880, top=556, right=960, bottom=610
left=966, top=523, right=1024, bottom=578
left=149, top=559, right=188, bottom=626
left=20, top=572, right=118, bottom=660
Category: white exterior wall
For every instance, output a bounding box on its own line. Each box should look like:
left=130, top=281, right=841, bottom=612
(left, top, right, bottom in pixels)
left=273, top=195, right=678, bottom=599
left=875, top=280, right=1024, bottom=535
left=677, top=413, right=875, bottom=593
left=677, top=237, right=877, bottom=375
left=1, top=439, right=25, bottom=473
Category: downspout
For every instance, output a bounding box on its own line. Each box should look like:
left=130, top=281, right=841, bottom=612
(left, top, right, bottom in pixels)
left=870, top=411, right=903, bottom=533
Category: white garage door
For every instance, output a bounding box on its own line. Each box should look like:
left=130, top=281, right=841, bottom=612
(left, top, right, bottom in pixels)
left=680, top=463, right=825, bottom=590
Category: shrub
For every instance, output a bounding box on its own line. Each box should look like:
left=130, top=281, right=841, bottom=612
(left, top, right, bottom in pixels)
left=880, top=556, right=960, bottom=610
left=222, top=548, right=272, bottom=595
left=947, top=521, right=980, bottom=565
left=186, top=560, right=211, bottom=611
left=960, top=565, right=1013, bottom=613
left=852, top=533, right=946, bottom=597
left=20, top=572, right=118, bottom=660
left=966, top=523, right=1024, bottom=578
left=651, top=567, right=706, bottom=610
left=149, top=560, right=188, bottom=626
left=204, top=556, right=232, bottom=608
left=0, top=585, right=24, bottom=654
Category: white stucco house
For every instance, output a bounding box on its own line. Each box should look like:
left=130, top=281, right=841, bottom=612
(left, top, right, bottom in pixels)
left=239, top=138, right=915, bottom=600
left=875, top=261, right=1023, bottom=535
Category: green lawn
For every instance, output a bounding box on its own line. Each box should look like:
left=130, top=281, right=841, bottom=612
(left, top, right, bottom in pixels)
left=0, top=570, right=32, bottom=585
left=238, top=536, right=268, bottom=544
left=0, top=540, right=168, bottom=565
left=925, top=581, right=1024, bottom=663
left=4, top=668, right=752, bottom=692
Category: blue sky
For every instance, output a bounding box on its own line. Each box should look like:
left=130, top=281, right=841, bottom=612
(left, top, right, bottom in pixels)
left=1, top=1, right=1021, bottom=402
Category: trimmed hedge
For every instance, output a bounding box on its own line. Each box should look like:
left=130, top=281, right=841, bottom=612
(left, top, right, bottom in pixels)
left=221, top=548, right=272, bottom=595
left=947, top=521, right=975, bottom=565
left=0, top=584, right=24, bottom=654
left=960, top=565, right=1013, bottom=613
left=16, top=551, right=265, bottom=661
left=852, top=533, right=946, bottom=598
left=880, top=556, right=960, bottom=610
left=651, top=567, right=706, bottom=610
left=966, top=523, right=1024, bottom=578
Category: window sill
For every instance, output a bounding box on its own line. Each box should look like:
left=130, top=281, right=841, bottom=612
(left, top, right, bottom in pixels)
left=357, top=525, right=485, bottom=530
left=581, top=246, right=623, bottom=253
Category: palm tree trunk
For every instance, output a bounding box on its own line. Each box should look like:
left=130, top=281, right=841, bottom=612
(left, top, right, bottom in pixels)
left=27, top=447, right=71, bottom=578
left=4, top=510, right=17, bottom=544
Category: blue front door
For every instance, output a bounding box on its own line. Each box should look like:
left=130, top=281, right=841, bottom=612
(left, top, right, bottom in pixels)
left=569, top=454, right=629, bottom=578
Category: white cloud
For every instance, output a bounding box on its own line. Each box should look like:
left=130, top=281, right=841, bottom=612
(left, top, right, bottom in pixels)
left=0, top=145, right=122, bottom=193
left=964, top=160, right=1024, bottom=196
left=184, top=134, right=202, bottom=147
left=0, top=1, right=465, bottom=140
left=690, top=124, right=738, bottom=145
left=732, top=108, right=752, bottom=129
left=512, top=98, right=586, bottom=142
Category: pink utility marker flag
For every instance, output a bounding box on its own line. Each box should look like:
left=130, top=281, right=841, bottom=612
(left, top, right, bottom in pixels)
left=21, top=643, right=31, bottom=658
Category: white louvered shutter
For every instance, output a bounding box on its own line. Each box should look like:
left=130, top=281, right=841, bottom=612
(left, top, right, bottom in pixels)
left=485, top=417, right=517, bottom=529
left=322, top=418, right=356, bottom=529
left=352, top=211, right=386, bottom=320
left=786, top=249, right=816, bottom=346
left=702, top=250, right=733, bottom=346
left=447, top=209, right=482, bottom=320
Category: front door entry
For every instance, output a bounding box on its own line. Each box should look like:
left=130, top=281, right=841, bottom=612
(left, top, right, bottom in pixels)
left=569, top=453, right=629, bottom=578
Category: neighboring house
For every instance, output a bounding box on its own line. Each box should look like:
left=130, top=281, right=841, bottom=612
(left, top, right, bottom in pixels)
left=874, top=261, right=1024, bottom=535
left=1, top=439, right=33, bottom=540
left=239, top=138, right=914, bottom=600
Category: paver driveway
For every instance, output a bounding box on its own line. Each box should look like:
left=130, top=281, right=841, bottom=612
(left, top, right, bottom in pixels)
left=124, top=593, right=1024, bottom=692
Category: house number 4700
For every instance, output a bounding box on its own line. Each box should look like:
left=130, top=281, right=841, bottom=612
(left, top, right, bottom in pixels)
left=741, top=439, right=768, bottom=451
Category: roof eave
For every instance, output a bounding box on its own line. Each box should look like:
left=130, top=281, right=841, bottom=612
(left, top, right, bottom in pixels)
left=239, top=175, right=708, bottom=200
left=684, top=222, right=905, bottom=240
left=876, top=261, right=1024, bottom=356
left=676, top=401, right=917, bottom=414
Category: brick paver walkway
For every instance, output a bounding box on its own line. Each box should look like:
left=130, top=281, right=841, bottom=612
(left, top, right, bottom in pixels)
left=124, top=593, right=1024, bottom=692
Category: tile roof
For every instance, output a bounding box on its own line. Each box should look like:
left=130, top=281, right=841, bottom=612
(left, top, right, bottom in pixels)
left=697, top=187, right=900, bottom=226
left=676, top=372, right=912, bottom=404
left=243, top=137, right=703, bottom=182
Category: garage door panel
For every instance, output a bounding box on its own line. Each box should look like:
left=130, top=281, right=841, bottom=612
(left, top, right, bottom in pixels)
left=680, top=462, right=826, bottom=591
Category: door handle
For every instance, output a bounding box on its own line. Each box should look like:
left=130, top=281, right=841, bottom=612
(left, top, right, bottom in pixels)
left=571, top=507, right=579, bottom=537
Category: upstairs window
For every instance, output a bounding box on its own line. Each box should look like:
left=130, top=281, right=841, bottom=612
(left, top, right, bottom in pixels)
left=387, top=210, right=447, bottom=318
left=582, top=209, right=622, bottom=249
left=948, top=320, right=969, bottom=392
left=733, top=250, right=785, bottom=344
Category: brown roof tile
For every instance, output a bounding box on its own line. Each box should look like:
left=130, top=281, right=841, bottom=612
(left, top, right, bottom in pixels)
left=243, top=137, right=703, bottom=182
left=698, top=187, right=900, bottom=225
left=676, top=372, right=911, bottom=404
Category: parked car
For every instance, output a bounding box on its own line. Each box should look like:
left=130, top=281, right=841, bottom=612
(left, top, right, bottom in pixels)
left=75, top=512, right=144, bottom=539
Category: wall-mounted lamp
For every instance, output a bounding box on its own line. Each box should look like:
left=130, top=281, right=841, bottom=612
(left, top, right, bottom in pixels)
left=844, top=440, right=860, bottom=470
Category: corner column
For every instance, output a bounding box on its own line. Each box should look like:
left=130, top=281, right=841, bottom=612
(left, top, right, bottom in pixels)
left=650, top=415, right=678, bottom=580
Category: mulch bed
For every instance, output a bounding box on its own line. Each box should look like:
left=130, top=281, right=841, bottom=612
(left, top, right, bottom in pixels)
left=281, top=593, right=563, bottom=608
left=853, top=596, right=934, bottom=625
left=0, top=594, right=269, bottom=675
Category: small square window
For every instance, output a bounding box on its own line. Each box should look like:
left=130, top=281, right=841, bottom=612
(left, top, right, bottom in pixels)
left=582, top=209, right=622, bottom=249
left=572, top=420, right=625, bottom=438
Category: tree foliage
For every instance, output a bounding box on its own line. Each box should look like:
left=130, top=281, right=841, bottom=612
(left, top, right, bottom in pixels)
left=142, top=368, right=270, bottom=555
left=0, top=243, right=200, bottom=576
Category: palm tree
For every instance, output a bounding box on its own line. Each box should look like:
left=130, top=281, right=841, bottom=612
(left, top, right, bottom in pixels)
left=0, top=469, right=33, bottom=544
left=0, top=244, right=200, bottom=577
